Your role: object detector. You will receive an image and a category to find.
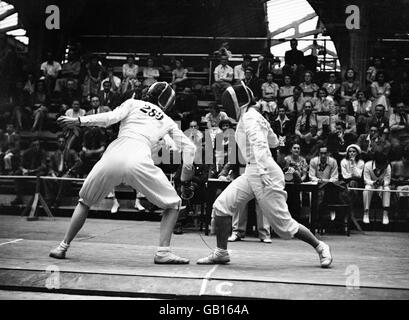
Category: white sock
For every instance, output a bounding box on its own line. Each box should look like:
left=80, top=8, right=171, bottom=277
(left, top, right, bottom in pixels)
left=215, top=247, right=228, bottom=256
left=59, top=241, right=70, bottom=251
left=156, top=246, right=171, bottom=256
left=315, top=241, right=325, bottom=253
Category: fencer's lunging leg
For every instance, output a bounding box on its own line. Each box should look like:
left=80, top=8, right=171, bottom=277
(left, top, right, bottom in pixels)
left=294, top=224, right=320, bottom=248
left=49, top=202, right=89, bottom=259
left=215, top=215, right=232, bottom=250
left=159, top=208, right=179, bottom=247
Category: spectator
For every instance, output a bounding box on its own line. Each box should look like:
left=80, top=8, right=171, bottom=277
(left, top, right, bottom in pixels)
left=341, top=144, right=365, bottom=220
left=55, top=53, right=81, bottom=92
left=295, top=101, right=321, bottom=159
left=142, top=57, right=160, bottom=88
left=101, top=65, right=122, bottom=93
left=0, top=123, right=20, bottom=174
left=272, top=106, right=294, bottom=154
left=260, top=72, right=279, bottom=118
left=389, top=101, right=409, bottom=160
left=31, top=80, right=49, bottom=132
left=44, top=135, right=80, bottom=206
left=65, top=99, right=86, bottom=118
left=242, top=67, right=261, bottom=100
left=283, top=86, right=306, bottom=120
left=313, top=88, right=336, bottom=116
left=40, top=52, right=62, bottom=94
left=121, top=55, right=141, bottom=96
left=327, top=121, right=357, bottom=162
left=10, top=80, right=30, bottom=131
left=282, top=143, right=308, bottom=219
left=60, top=78, right=81, bottom=113
left=330, top=104, right=357, bottom=135
left=83, top=55, right=104, bottom=99
left=370, top=71, right=391, bottom=115
left=214, top=119, right=235, bottom=169
left=233, top=54, right=252, bottom=83
left=322, top=72, right=341, bottom=102
left=391, top=146, right=409, bottom=219
left=366, top=104, right=389, bottom=133
left=283, top=39, right=304, bottom=74
left=171, top=58, right=188, bottom=91
left=309, top=146, right=342, bottom=221
left=353, top=90, right=372, bottom=135
left=340, top=68, right=360, bottom=105
left=211, top=56, right=233, bottom=103
left=363, top=151, right=391, bottom=225
left=213, top=42, right=232, bottom=60
left=173, top=87, right=199, bottom=131
left=11, top=138, right=47, bottom=205
left=86, top=95, right=111, bottom=115
left=205, top=102, right=229, bottom=130
left=254, top=54, right=270, bottom=82
left=358, top=125, right=391, bottom=161
left=299, top=71, right=319, bottom=99
left=99, top=81, right=120, bottom=110
left=366, top=56, right=384, bottom=84
left=279, top=75, right=295, bottom=101
left=184, top=120, right=204, bottom=163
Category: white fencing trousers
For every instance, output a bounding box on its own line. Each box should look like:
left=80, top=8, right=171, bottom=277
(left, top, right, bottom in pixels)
left=79, top=136, right=181, bottom=209
left=213, top=164, right=299, bottom=240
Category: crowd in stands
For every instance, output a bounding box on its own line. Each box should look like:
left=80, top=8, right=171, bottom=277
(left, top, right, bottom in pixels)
left=1, top=39, right=409, bottom=234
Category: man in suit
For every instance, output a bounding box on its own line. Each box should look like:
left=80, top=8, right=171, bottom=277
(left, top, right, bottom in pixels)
left=98, top=81, right=120, bottom=110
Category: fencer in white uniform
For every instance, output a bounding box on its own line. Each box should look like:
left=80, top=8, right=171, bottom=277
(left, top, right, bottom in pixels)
left=50, top=82, right=196, bottom=264
left=197, top=82, right=333, bottom=268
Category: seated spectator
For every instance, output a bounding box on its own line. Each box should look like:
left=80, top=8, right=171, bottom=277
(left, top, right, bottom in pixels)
left=254, top=54, right=270, bottom=82
left=260, top=72, right=279, bottom=118
left=86, top=95, right=111, bottom=115
left=184, top=120, right=204, bottom=163
left=363, top=151, right=391, bottom=225
left=204, top=103, right=229, bottom=149
left=23, top=73, right=36, bottom=100
left=142, top=57, right=160, bottom=88
left=340, top=68, right=360, bottom=105
left=211, top=55, right=233, bottom=103
left=322, top=72, right=341, bottom=102
left=353, top=90, right=372, bottom=135
left=389, top=101, right=409, bottom=160
left=60, top=78, right=81, bottom=113
left=330, top=104, right=357, bottom=136
left=101, top=65, right=122, bottom=94
left=214, top=119, right=235, bottom=169
left=366, top=104, right=389, bottom=133
left=327, top=121, right=357, bottom=162
left=358, top=125, right=391, bottom=162
left=99, top=81, right=120, bottom=110
left=391, top=146, right=409, bottom=219
left=366, top=56, right=384, bottom=84
left=282, top=143, right=308, bottom=219
left=40, top=52, right=61, bottom=94
left=31, top=80, right=49, bottom=132
left=55, top=53, right=81, bottom=92
left=83, top=55, right=104, bottom=100
left=283, top=38, right=304, bottom=77
left=0, top=123, right=20, bottom=174
left=233, top=54, right=252, bottom=83
left=243, top=67, right=261, bottom=100
left=370, top=71, right=391, bottom=115
left=279, top=75, right=295, bottom=101
left=171, top=58, right=188, bottom=92
left=172, top=87, right=199, bottom=130
left=299, top=71, right=319, bottom=99
left=64, top=99, right=86, bottom=151
left=313, top=88, right=336, bottom=116
left=65, top=99, right=86, bottom=118
left=309, top=146, right=345, bottom=221
left=213, top=42, right=232, bottom=60
left=295, top=100, right=321, bottom=141
left=121, top=55, right=141, bottom=96
left=10, top=80, right=30, bottom=131
left=272, top=106, right=294, bottom=155
left=283, top=86, right=306, bottom=120
left=341, top=144, right=365, bottom=220
left=11, top=138, right=47, bottom=205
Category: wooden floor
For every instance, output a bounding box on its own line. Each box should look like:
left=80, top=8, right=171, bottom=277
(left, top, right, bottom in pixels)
left=0, top=215, right=408, bottom=300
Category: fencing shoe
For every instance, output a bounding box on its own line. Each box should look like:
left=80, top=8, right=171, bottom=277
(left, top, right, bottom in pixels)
left=197, top=251, right=230, bottom=265
left=315, top=241, right=333, bottom=268
left=49, top=241, right=70, bottom=259
left=154, top=252, right=190, bottom=264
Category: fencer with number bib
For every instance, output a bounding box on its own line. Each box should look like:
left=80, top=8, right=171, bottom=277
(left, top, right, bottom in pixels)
left=50, top=82, right=196, bottom=264
left=197, top=82, right=333, bottom=268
